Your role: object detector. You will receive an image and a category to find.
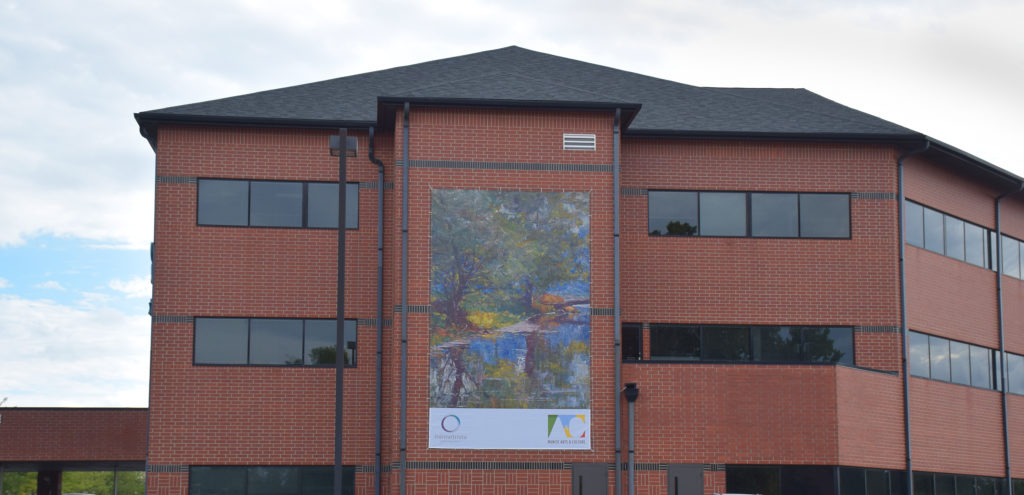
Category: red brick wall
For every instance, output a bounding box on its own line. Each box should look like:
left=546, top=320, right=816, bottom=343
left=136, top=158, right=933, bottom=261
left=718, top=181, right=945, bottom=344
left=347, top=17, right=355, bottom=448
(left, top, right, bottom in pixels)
left=908, top=378, right=1005, bottom=477
left=0, top=408, right=146, bottom=462
left=836, top=367, right=904, bottom=469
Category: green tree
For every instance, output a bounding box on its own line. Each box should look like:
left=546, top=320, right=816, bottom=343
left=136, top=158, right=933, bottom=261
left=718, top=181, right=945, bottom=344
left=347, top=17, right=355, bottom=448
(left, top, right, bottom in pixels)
left=2, top=471, right=36, bottom=495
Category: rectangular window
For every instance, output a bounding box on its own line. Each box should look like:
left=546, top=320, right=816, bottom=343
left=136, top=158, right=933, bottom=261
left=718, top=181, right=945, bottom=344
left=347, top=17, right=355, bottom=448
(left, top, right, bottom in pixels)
left=754, top=326, right=802, bottom=362
left=964, top=223, right=986, bottom=267
left=800, top=193, right=850, bottom=238
left=699, top=192, right=746, bottom=236
left=923, top=207, right=945, bottom=254
left=651, top=191, right=849, bottom=238
left=649, top=324, right=700, bottom=360
left=197, top=179, right=358, bottom=229
left=929, top=335, right=951, bottom=382
left=909, top=331, right=930, bottom=378
left=621, top=323, right=642, bottom=361
left=804, top=326, right=854, bottom=365
left=1008, top=353, right=1024, bottom=395
left=934, top=474, right=955, bottom=495
left=905, top=201, right=924, bottom=248
left=702, top=326, right=750, bottom=361
left=944, top=216, right=965, bottom=261
left=949, top=340, right=970, bottom=385
left=189, top=466, right=352, bottom=495
left=194, top=318, right=356, bottom=367
left=970, top=345, right=992, bottom=389
left=1003, top=235, right=1021, bottom=278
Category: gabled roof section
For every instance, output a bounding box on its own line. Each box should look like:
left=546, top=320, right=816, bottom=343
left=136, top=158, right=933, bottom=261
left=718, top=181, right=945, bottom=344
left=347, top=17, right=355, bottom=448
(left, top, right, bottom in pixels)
left=135, top=46, right=917, bottom=141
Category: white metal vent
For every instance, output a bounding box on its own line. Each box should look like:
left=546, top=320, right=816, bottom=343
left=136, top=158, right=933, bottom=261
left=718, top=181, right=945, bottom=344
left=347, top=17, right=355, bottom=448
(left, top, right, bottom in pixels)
left=563, top=133, right=596, bottom=151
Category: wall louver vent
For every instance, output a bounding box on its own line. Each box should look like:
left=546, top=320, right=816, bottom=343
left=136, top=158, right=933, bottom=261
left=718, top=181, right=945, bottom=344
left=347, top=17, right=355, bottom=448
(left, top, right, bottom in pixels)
left=563, top=133, right=596, bottom=151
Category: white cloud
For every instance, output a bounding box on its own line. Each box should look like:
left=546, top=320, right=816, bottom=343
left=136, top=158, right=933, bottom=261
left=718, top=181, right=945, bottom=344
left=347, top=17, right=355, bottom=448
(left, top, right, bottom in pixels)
left=33, top=280, right=65, bottom=291
left=0, top=277, right=10, bottom=289
left=109, top=276, right=152, bottom=299
left=0, top=294, right=149, bottom=407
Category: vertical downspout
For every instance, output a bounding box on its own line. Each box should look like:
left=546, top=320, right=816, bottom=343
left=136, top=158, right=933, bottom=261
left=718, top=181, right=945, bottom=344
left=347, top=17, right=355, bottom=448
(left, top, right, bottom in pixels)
left=335, top=128, right=349, bottom=495
left=613, top=109, right=623, bottom=495
left=996, top=182, right=1023, bottom=495
left=400, top=103, right=410, bottom=495
left=897, top=140, right=929, bottom=495
left=368, top=126, right=386, bottom=495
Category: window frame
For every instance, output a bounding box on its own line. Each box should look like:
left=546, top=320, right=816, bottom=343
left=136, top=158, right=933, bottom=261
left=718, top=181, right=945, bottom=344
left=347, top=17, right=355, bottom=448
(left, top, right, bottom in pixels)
left=908, top=330, right=1006, bottom=393
left=649, top=190, right=851, bottom=239
left=197, top=178, right=359, bottom=230
left=193, top=317, right=356, bottom=368
left=645, top=324, right=854, bottom=366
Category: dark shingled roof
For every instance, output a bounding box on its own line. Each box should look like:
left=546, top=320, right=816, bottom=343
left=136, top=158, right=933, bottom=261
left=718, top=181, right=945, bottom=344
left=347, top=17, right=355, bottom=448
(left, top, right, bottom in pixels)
left=136, top=46, right=917, bottom=139
left=134, top=46, right=1022, bottom=184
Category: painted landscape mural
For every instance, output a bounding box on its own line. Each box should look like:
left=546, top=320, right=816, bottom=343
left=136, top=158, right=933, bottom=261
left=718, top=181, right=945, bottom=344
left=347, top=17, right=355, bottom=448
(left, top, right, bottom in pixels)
left=430, top=190, right=591, bottom=410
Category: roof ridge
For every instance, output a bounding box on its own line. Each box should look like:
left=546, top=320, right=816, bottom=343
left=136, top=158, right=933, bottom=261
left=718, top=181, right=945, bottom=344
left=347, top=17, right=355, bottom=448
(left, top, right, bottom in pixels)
left=700, top=86, right=913, bottom=134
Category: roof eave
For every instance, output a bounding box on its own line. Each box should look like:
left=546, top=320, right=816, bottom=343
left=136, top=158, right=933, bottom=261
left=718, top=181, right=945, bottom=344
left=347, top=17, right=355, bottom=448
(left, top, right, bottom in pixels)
left=133, top=112, right=375, bottom=151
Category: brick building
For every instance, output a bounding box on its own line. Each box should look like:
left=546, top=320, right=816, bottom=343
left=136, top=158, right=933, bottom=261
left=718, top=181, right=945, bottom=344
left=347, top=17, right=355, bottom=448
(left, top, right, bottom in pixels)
left=134, top=47, right=1024, bottom=494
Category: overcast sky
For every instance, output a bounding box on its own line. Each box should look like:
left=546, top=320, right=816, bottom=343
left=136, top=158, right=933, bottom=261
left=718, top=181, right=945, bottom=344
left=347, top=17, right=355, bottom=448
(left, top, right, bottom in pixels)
left=1, top=0, right=1022, bottom=407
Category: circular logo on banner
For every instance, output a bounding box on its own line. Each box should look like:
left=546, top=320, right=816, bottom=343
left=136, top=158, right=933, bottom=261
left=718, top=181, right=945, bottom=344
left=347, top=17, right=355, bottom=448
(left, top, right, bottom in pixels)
left=440, top=414, right=461, bottom=432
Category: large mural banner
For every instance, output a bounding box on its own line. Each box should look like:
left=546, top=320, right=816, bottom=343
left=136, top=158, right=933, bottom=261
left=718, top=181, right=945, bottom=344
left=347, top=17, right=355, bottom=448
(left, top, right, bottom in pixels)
left=428, top=190, right=591, bottom=450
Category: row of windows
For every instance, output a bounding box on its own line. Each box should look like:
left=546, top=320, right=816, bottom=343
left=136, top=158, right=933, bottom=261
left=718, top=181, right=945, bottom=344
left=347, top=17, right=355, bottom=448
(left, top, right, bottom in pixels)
left=198, top=179, right=359, bottom=229
left=649, top=191, right=850, bottom=238
left=189, top=466, right=353, bottom=495
left=908, top=331, right=1024, bottom=395
left=622, top=324, right=854, bottom=365
left=194, top=318, right=356, bottom=367
left=727, top=465, right=1018, bottom=495
left=905, top=200, right=1024, bottom=280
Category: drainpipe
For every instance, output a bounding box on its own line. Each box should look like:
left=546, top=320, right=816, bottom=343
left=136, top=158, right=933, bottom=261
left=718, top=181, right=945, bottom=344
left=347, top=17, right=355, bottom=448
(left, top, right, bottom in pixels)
left=897, top=140, right=930, bottom=495
left=613, top=108, right=623, bottom=495
left=623, top=384, right=639, bottom=495
left=369, top=126, right=386, bottom=495
left=400, top=102, right=410, bottom=495
left=335, top=128, right=349, bottom=495
left=996, top=182, right=1023, bottom=495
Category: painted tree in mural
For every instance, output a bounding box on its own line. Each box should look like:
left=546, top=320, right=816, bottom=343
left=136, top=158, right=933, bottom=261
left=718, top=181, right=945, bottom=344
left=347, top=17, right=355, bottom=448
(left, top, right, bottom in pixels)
left=430, top=190, right=590, bottom=409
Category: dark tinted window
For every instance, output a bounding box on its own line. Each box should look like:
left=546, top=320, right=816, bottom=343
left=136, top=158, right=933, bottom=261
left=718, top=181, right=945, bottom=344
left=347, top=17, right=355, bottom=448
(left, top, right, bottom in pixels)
left=250, top=181, right=303, bottom=227
left=751, top=193, right=798, bottom=237
left=300, top=467, right=336, bottom=495
left=1008, top=353, right=1024, bottom=395
left=976, top=476, right=995, bottom=495
left=803, top=326, right=853, bottom=365
left=906, top=201, right=924, bottom=247
left=867, top=470, right=890, bottom=495
left=249, top=319, right=303, bottom=365
left=726, top=467, right=779, bottom=495
left=304, top=319, right=338, bottom=366
left=1013, top=479, right=1024, bottom=494
left=909, top=331, right=930, bottom=377
left=956, top=476, right=975, bottom=495
left=841, top=467, right=866, bottom=495
left=944, top=216, right=965, bottom=261
left=924, top=208, right=944, bottom=253
left=782, top=466, right=834, bottom=495
left=702, top=326, right=750, bottom=361
left=935, top=474, right=955, bottom=495
left=248, top=467, right=299, bottom=495
left=700, top=192, right=746, bottom=236
left=914, top=472, right=934, bottom=495
left=189, top=466, right=246, bottom=495
left=1003, top=236, right=1021, bottom=278
left=965, top=223, right=986, bottom=267
left=621, top=323, right=642, bottom=361
left=649, top=324, right=699, bottom=360
left=198, top=180, right=249, bottom=226
left=194, top=318, right=248, bottom=364
left=970, top=345, right=992, bottom=389
left=754, top=326, right=801, bottom=362
left=800, top=193, right=849, bottom=238
left=949, top=341, right=970, bottom=385
left=649, top=191, right=698, bottom=236
left=930, top=336, right=951, bottom=381
left=307, top=183, right=338, bottom=228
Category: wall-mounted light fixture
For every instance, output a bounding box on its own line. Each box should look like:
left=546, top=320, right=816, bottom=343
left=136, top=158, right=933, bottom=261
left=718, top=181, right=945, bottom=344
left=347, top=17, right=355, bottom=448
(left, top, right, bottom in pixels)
left=329, top=135, right=359, bottom=157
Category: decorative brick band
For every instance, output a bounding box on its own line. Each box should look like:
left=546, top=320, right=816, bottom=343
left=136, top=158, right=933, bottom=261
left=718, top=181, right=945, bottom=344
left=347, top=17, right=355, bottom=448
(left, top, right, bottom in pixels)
left=855, top=325, right=900, bottom=333
left=397, top=461, right=573, bottom=471
left=408, top=160, right=612, bottom=173
left=626, top=463, right=666, bottom=471
left=620, top=187, right=648, bottom=196
left=851, top=192, right=896, bottom=200
left=590, top=308, right=616, bottom=316
left=146, top=465, right=188, bottom=473
left=357, top=318, right=393, bottom=327
left=360, top=181, right=394, bottom=190
left=155, top=176, right=197, bottom=184
left=393, top=305, right=431, bottom=313
left=355, top=465, right=391, bottom=473
left=704, top=464, right=726, bottom=472
left=152, top=315, right=194, bottom=323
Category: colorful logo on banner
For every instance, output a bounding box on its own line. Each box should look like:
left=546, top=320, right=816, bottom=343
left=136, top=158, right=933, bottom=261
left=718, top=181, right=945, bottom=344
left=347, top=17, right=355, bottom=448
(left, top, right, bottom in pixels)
left=440, top=414, right=461, bottom=432
left=547, top=414, right=587, bottom=443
